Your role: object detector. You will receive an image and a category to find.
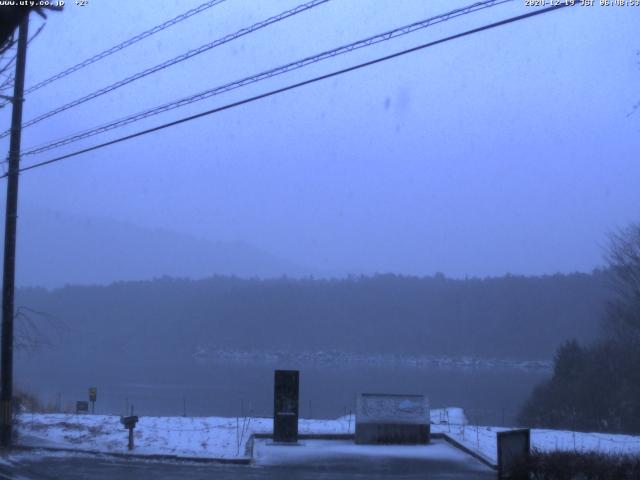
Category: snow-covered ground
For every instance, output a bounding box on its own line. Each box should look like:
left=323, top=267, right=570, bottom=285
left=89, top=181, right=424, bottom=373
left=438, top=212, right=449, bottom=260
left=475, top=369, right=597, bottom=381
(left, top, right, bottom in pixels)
left=16, top=412, right=355, bottom=459
left=432, top=423, right=640, bottom=464
left=15, top=408, right=640, bottom=464
left=252, top=437, right=490, bottom=473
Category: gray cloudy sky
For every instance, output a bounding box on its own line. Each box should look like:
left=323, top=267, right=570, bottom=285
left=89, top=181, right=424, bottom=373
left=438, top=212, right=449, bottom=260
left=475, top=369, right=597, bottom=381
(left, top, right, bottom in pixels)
left=0, top=0, right=638, bottom=278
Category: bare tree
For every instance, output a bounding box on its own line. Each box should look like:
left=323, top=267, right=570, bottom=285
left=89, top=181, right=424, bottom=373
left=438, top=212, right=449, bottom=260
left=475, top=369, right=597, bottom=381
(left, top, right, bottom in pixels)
left=603, top=223, right=640, bottom=344
left=14, top=306, right=68, bottom=353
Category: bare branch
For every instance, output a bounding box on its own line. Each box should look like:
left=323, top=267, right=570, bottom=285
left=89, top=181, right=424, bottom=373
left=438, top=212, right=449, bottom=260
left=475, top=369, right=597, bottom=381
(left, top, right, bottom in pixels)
left=13, top=305, right=69, bottom=352
left=603, top=223, right=640, bottom=343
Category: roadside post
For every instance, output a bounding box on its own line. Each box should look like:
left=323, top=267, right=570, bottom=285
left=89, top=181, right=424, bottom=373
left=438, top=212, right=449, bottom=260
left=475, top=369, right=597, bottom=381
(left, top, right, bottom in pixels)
left=88, top=387, right=97, bottom=414
left=273, top=370, right=299, bottom=443
left=120, top=412, right=139, bottom=451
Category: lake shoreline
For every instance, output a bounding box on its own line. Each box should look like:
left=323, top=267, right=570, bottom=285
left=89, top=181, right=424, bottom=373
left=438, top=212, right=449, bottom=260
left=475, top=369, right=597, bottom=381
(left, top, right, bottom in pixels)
left=193, top=349, right=553, bottom=372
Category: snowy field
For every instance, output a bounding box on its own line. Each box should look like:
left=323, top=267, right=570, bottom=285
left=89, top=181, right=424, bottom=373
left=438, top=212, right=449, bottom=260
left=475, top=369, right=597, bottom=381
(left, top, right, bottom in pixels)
left=16, top=412, right=356, bottom=459
left=15, top=408, right=640, bottom=464
left=433, top=423, right=640, bottom=465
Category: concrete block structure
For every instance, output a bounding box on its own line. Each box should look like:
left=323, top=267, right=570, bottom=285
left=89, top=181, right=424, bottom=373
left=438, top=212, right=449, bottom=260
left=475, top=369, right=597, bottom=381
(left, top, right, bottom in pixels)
left=355, top=393, right=430, bottom=444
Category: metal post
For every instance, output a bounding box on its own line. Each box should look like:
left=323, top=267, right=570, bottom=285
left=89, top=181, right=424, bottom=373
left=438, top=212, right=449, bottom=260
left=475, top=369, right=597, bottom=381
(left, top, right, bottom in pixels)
left=0, top=14, right=29, bottom=448
left=128, top=405, right=134, bottom=449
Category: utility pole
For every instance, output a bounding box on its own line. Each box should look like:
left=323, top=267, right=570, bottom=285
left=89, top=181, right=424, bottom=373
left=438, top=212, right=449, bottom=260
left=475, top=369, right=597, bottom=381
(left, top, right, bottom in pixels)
left=0, top=13, right=29, bottom=448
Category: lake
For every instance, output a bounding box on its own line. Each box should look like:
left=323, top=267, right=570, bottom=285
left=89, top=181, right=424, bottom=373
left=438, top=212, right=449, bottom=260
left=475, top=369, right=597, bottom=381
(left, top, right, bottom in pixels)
left=16, top=355, right=550, bottom=426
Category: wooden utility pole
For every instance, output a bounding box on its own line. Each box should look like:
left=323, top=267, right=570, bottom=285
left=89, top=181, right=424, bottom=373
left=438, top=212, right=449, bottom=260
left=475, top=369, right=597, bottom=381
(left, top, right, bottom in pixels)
left=0, top=13, right=28, bottom=448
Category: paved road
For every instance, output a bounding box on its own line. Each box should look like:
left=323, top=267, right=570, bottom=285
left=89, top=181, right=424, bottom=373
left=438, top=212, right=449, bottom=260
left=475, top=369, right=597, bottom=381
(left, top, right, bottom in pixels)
left=0, top=440, right=495, bottom=479
left=0, top=456, right=495, bottom=479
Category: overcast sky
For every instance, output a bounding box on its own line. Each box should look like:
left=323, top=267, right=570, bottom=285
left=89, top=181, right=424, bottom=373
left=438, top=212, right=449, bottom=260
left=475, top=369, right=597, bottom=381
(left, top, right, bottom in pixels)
left=0, top=0, right=638, bottom=279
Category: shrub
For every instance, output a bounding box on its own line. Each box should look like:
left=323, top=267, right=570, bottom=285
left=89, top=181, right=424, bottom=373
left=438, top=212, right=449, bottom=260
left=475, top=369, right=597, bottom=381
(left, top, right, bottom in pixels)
left=510, top=449, right=640, bottom=480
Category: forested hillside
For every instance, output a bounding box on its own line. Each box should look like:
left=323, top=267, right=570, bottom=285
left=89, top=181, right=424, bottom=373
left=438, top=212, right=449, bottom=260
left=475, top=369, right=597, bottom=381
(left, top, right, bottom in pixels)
left=15, top=272, right=609, bottom=368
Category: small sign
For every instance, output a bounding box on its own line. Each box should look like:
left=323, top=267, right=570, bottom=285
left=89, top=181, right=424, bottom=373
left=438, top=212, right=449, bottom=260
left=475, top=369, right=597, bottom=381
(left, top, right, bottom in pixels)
left=76, top=401, right=89, bottom=413
left=88, top=387, right=97, bottom=402
left=120, top=415, right=139, bottom=429
left=357, top=393, right=429, bottom=424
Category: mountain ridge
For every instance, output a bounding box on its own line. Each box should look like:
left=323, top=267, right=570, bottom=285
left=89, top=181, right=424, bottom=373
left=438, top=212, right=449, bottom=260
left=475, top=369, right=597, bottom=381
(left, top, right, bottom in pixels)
left=8, top=207, right=315, bottom=288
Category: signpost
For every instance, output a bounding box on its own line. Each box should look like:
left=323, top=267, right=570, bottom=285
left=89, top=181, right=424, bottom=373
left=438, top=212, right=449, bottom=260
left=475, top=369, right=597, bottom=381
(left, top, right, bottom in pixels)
left=120, top=415, right=139, bottom=450
left=88, top=387, right=97, bottom=414
left=76, top=401, right=89, bottom=414
left=273, top=370, right=299, bottom=443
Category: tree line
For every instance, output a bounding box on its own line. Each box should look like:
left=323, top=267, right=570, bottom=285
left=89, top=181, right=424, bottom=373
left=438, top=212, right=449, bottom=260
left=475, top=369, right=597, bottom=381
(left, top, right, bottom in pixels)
left=15, top=269, right=608, bottom=370
left=519, top=223, right=640, bottom=434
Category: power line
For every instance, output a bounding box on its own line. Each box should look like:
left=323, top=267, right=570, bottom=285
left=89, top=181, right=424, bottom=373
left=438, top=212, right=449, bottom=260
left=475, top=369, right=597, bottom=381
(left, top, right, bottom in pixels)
left=20, top=0, right=229, bottom=98
left=21, top=0, right=512, bottom=157
left=0, top=54, right=16, bottom=79
left=6, top=2, right=575, bottom=178
left=0, top=1, right=227, bottom=110
left=0, top=33, right=14, bottom=57
left=0, top=0, right=329, bottom=138
left=0, top=24, right=45, bottom=107
left=26, top=22, right=46, bottom=46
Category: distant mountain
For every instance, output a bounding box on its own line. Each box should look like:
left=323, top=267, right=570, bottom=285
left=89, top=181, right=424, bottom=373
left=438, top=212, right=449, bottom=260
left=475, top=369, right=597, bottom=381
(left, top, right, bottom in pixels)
left=7, top=208, right=313, bottom=288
